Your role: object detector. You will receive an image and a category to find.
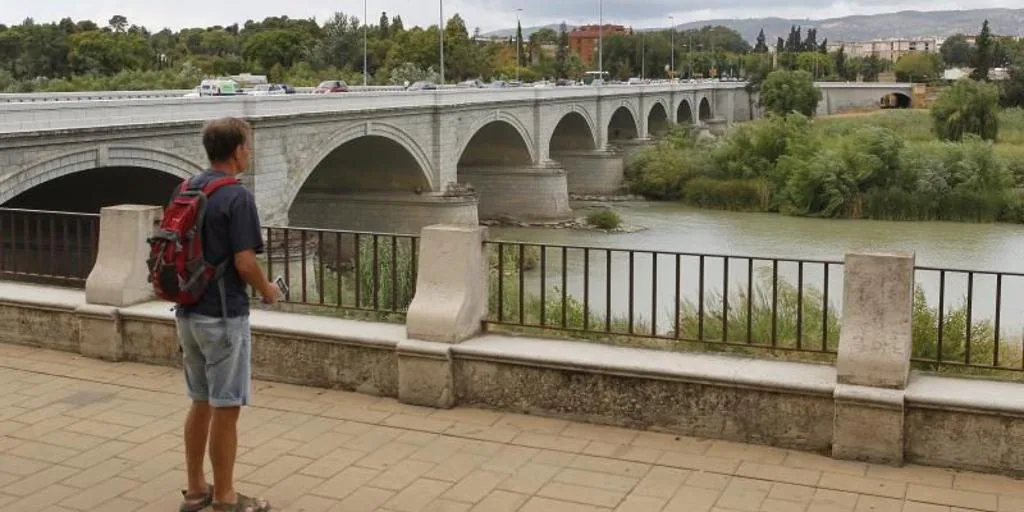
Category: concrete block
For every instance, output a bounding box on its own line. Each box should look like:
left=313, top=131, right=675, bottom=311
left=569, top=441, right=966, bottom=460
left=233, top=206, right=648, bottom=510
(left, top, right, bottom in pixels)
left=397, top=340, right=454, bottom=408
left=85, top=205, right=162, bottom=307
left=832, top=384, right=905, bottom=465
left=406, top=225, right=488, bottom=343
left=837, top=251, right=915, bottom=389
left=76, top=304, right=123, bottom=361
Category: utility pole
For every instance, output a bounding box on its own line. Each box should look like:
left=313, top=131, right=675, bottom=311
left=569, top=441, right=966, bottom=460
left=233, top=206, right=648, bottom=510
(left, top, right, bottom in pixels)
left=362, top=0, right=368, bottom=86
left=669, top=16, right=675, bottom=78
left=439, top=0, right=445, bottom=84
left=598, top=0, right=603, bottom=82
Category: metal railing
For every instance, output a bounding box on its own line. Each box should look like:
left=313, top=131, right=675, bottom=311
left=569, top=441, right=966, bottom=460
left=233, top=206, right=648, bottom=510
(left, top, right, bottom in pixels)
left=913, top=266, right=1024, bottom=375
left=484, top=241, right=843, bottom=356
left=257, top=226, right=419, bottom=319
left=0, top=208, right=100, bottom=286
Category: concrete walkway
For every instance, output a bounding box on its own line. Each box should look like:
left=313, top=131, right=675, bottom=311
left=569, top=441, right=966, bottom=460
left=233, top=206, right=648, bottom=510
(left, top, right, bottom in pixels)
left=0, top=343, right=1021, bottom=512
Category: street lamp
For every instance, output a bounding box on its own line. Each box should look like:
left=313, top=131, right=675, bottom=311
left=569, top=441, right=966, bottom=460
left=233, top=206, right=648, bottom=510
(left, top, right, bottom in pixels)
left=515, top=8, right=523, bottom=82
left=439, top=0, right=445, bottom=84
left=668, top=16, right=675, bottom=79
left=363, top=0, right=368, bottom=86
left=598, top=0, right=603, bottom=82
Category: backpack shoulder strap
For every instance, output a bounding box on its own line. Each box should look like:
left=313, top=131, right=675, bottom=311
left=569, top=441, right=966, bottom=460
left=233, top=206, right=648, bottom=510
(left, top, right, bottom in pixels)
left=201, top=177, right=242, bottom=197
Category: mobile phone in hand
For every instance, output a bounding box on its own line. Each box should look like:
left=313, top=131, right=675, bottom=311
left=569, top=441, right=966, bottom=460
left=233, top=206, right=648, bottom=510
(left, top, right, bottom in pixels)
left=274, top=276, right=289, bottom=299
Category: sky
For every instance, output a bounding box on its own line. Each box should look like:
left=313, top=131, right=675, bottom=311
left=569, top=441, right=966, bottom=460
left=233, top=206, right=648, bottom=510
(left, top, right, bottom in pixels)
left=0, top=0, right=1021, bottom=34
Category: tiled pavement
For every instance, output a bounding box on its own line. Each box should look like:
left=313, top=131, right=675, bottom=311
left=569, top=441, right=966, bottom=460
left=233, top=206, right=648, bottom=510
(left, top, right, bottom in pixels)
left=0, top=343, right=1022, bottom=512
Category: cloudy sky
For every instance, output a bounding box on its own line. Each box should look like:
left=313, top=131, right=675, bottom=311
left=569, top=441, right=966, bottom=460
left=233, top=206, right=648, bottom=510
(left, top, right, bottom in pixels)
left=0, top=0, right=1020, bottom=33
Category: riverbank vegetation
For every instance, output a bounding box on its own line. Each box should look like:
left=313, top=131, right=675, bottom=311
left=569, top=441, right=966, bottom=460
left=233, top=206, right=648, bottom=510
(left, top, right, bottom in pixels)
left=626, top=104, right=1024, bottom=223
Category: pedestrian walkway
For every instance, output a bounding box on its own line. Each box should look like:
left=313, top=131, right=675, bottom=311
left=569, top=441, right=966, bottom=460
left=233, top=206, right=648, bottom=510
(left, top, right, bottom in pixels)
left=0, top=342, right=1021, bottom=512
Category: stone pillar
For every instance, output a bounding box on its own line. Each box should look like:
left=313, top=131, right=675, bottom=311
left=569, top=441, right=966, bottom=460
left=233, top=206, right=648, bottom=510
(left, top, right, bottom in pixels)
left=832, top=251, right=915, bottom=466
left=401, top=225, right=488, bottom=408
left=459, top=165, right=572, bottom=223
left=612, top=139, right=655, bottom=168
left=552, top=150, right=626, bottom=196
left=85, top=205, right=162, bottom=307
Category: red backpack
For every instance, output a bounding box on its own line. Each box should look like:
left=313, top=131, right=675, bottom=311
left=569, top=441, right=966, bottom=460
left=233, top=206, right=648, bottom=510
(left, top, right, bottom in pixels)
left=147, top=176, right=240, bottom=316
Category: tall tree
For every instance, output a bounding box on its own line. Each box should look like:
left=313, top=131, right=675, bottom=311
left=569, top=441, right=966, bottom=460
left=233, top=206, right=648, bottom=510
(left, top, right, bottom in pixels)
left=940, top=34, right=974, bottom=67
left=391, top=15, right=404, bottom=33
left=776, top=37, right=785, bottom=56
left=803, top=28, right=817, bottom=52
left=819, top=38, right=828, bottom=54
left=833, top=45, right=847, bottom=78
left=754, top=28, right=768, bottom=53
left=971, top=20, right=994, bottom=81
left=108, top=15, right=127, bottom=33
left=379, top=12, right=389, bottom=39
left=515, top=20, right=523, bottom=70
left=555, top=22, right=570, bottom=78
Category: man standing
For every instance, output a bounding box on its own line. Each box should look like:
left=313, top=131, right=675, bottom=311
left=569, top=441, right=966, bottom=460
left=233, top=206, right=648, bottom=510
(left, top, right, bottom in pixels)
left=176, top=117, right=279, bottom=512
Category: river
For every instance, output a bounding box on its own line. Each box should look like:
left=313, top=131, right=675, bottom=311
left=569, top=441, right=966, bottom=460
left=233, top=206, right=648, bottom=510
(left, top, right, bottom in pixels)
left=488, top=201, right=1024, bottom=336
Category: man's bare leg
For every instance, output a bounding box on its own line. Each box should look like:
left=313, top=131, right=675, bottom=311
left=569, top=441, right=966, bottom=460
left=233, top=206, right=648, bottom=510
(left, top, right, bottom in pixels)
left=210, top=406, right=241, bottom=504
left=184, top=400, right=212, bottom=497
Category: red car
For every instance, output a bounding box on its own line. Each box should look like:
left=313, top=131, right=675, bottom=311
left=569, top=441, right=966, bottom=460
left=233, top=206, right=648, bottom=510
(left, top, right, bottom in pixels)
left=315, top=80, right=349, bottom=93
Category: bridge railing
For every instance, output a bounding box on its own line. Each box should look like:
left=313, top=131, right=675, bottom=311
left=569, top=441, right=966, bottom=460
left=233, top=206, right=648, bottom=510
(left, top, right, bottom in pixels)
left=483, top=240, right=844, bottom=359
left=0, top=208, right=100, bottom=287
left=0, top=82, right=744, bottom=134
left=912, top=266, right=1024, bottom=377
left=255, top=226, right=418, bottom=321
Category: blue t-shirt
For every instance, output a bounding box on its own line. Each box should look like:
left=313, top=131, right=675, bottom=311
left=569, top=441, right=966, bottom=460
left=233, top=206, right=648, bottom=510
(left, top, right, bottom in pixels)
left=174, top=170, right=264, bottom=318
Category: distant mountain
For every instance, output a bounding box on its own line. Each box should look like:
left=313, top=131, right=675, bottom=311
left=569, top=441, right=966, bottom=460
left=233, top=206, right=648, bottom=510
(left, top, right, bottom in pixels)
left=482, top=8, right=1024, bottom=44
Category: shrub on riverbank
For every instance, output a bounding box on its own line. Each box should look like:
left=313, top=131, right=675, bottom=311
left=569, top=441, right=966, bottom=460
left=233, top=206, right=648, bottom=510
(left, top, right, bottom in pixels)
left=586, top=209, right=622, bottom=230
left=625, top=109, right=1024, bottom=223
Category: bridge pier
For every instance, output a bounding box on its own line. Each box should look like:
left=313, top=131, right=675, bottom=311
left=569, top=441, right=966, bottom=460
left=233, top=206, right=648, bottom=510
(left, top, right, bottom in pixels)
left=610, top=138, right=656, bottom=169
left=551, top=150, right=625, bottom=196
left=288, top=192, right=479, bottom=235
left=458, top=164, right=572, bottom=223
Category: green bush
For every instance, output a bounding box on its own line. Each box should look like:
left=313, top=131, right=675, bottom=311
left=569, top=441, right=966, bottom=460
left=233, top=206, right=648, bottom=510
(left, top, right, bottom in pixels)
left=759, top=70, right=822, bottom=117
left=682, top=178, right=770, bottom=211
left=932, top=79, right=1001, bottom=142
left=586, top=209, right=622, bottom=230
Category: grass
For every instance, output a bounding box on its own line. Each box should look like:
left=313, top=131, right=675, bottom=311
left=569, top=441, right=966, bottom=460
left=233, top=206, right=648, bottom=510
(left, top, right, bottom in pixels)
left=585, top=209, right=623, bottom=230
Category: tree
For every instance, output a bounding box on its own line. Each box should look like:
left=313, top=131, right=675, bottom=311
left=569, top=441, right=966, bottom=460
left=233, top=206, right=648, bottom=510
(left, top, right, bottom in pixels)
left=776, top=37, right=785, bottom=57
left=754, top=28, right=768, bottom=53
left=515, top=20, right=523, bottom=69
left=862, top=55, right=884, bottom=82
left=555, top=22, right=570, bottom=78
left=760, top=69, right=822, bottom=117
left=932, top=79, right=1000, bottom=141
left=379, top=12, right=390, bottom=39
left=391, top=15, right=404, bottom=33
left=940, top=34, right=974, bottom=67
left=803, top=28, right=817, bottom=52
left=894, top=52, right=941, bottom=82
left=971, top=20, right=994, bottom=81
left=833, top=46, right=847, bottom=79
left=1001, top=58, right=1024, bottom=107
left=108, top=15, right=127, bottom=33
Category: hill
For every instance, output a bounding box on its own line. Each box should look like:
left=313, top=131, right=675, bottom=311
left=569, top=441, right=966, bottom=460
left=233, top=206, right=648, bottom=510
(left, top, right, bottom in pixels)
left=483, top=8, right=1024, bottom=44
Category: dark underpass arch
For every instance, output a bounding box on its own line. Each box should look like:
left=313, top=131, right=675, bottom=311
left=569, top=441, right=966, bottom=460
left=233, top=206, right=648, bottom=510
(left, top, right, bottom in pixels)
left=608, top=107, right=640, bottom=143
left=2, top=166, right=185, bottom=213
left=678, top=100, right=694, bottom=125
left=647, top=103, right=670, bottom=137
left=550, top=112, right=598, bottom=152
left=699, top=98, right=712, bottom=121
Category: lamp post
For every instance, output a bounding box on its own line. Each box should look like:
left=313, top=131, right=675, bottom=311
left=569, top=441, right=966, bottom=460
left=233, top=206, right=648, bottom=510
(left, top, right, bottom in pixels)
left=598, top=0, right=603, bottom=82
left=515, top=8, right=523, bottom=82
left=641, top=32, right=645, bottom=80
left=668, top=16, right=675, bottom=79
left=439, top=0, right=445, bottom=84
left=363, top=0, right=368, bottom=86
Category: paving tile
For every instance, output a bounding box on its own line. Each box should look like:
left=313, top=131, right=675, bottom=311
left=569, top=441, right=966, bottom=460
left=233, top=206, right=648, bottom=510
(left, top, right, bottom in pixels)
left=262, top=473, right=324, bottom=509
left=633, top=466, right=691, bottom=499
left=855, top=495, right=904, bottom=512
left=497, top=462, right=562, bottom=494
left=309, top=466, right=379, bottom=500
left=519, top=496, right=611, bottom=512
left=5, top=484, right=78, bottom=511
left=299, top=448, right=365, bottom=479
left=538, top=481, right=628, bottom=507
left=616, top=494, right=668, bottom=512
left=808, top=489, right=859, bottom=512
left=818, top=473, right=907, bottom=500
left=664, top=485, right=722, bottom=512
left=58, top=476, right=139, bottom=510
left=384, top=478, right=453, bottom=512
left=659, top=451, right=741, bottom=474
left=901, top=503, right=950, bottom=512
left=556, top=468, right=640, bottom=493
left=330, top=486, right=395, bottom=512
left=470, top=490, right=529, bottom=512
left=905, top=484, right=998, bottom=511
left=760, top=498, right=808, bottom=512
left=371, top=458, right=438, bottom=491
left=953, top=473, right=1024, bottom=498
left=737, top=461, right=822, bottom=487
left=441, top=470, right=505, bottom=503
left=4, top=465, right=79, bottom=497
left=286, top=494, right=340, bottom=512
left=246, top=455, right=316, bottom=486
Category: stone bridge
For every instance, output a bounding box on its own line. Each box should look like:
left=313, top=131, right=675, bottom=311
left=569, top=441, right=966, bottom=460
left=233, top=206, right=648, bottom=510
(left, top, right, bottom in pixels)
left=0, top=82, right=912, bottom=233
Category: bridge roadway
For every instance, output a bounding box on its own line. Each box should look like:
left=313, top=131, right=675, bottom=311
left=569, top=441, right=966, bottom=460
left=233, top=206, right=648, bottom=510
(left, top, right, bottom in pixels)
left=0, top=82, right=913, bottom=235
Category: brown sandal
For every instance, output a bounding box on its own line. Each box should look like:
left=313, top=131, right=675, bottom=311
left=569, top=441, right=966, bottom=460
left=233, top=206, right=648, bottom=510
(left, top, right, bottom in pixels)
left=211, top=493, right=271, bottom=511
left=179, top=485, right=213, bottom=512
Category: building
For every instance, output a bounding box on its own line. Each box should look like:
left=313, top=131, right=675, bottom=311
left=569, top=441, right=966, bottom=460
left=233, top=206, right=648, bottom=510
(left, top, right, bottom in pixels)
left=569, top=24, right=628, bottom=66
left=825, top=38, right=939, bottom=62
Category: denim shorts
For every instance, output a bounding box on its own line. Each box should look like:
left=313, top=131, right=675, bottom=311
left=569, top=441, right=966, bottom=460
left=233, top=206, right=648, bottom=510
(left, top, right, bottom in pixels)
left=176, top=314, right=252, bottom=408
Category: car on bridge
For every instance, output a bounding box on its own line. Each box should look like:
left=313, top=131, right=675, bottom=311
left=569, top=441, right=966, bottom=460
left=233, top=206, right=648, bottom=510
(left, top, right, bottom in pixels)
left=247, top=83, right=295, bottom=96
left=407, top=81, right=438, bottom=91
left=315, top=80, right=350, bottom=94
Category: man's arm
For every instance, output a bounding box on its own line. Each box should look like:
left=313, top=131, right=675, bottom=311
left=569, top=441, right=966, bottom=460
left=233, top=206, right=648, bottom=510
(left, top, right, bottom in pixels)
left=235, top=249, right=278, bottom=302
left=229, top=190, right=280, bottom=303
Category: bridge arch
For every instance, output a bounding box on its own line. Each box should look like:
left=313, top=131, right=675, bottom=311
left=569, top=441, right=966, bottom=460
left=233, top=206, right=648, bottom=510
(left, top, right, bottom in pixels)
left=1, top=146, right=202, bottom=212
left=677, top=99, right=694, bottom=125
left=647, top=101, right=670, bottom=137
left=456, top=112, right=537, bottom=167
left=285, top=123, right=435, bottom=211
left=549, top=111, right=599, bottom=152
left=881, top=92, right=912, bottom=109
left=608, top=104, right=641, bottom=143
left=698, top=97, right=713, bottom=121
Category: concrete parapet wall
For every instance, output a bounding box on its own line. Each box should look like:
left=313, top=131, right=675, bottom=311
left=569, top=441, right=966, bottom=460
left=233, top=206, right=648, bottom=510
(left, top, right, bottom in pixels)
left=552, top=150, right=626, bottom=195
left=3, top=280, right=1024, bottom=476
left=459, top=166, right=572, bottom=222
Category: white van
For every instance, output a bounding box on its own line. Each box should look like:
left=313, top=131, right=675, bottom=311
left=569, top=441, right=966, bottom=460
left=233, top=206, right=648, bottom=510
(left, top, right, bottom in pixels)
left=198, top=78, right=242, bottom=96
